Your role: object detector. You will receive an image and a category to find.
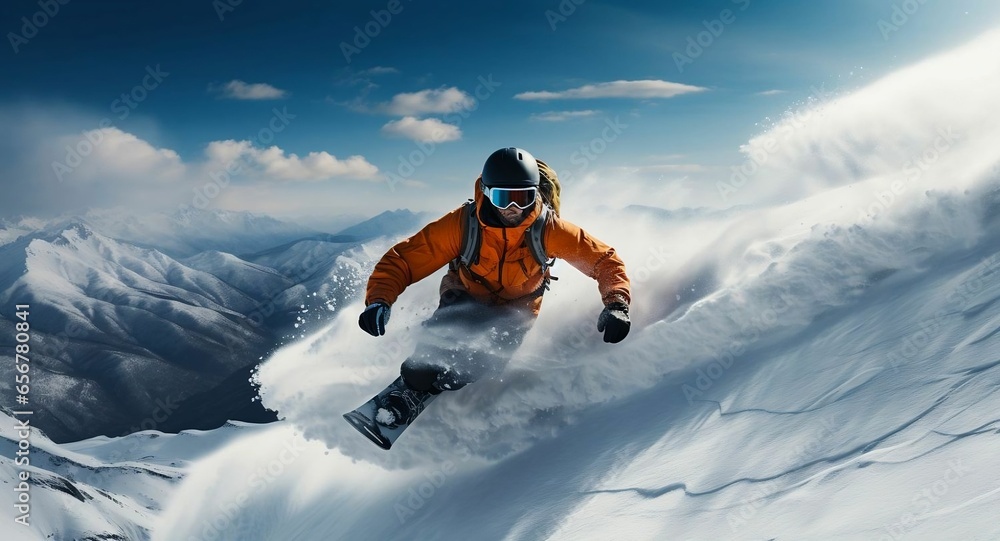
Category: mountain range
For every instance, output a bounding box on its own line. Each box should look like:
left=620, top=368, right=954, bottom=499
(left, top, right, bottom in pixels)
left=0, top=207, right=431, bottom=443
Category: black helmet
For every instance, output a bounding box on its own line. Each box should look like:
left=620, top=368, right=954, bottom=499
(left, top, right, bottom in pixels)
left=482, top=147, right=540, bottom=188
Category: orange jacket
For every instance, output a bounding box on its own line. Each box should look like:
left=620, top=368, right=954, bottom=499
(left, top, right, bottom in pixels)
left=365, top=177, right=631, bottom=315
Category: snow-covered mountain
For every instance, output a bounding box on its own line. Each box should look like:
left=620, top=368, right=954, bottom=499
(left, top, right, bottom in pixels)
left=0, top=222, right=277, bottom=442
left=0, top=209, right=429, bottom=443
left=6, top=27, right=1000, bottom=541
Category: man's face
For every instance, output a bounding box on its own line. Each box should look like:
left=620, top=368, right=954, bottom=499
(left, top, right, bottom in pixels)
left=497, top=205, right=527, bottom=226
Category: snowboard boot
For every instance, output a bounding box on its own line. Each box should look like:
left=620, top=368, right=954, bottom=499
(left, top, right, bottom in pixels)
left=374, top=385, right=432, bottom=429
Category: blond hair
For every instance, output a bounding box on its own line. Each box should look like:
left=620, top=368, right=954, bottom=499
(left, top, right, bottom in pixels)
left=535, top=159, right=561, bottom=217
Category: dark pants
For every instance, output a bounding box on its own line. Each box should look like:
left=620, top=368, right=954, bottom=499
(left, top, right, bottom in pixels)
left=400, top=291, right=535, bottom=393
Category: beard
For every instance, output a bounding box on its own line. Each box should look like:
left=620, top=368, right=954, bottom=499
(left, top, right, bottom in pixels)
left=479, top=201, right=532, bottom=228
left=498, top=206, right=529, bottom=226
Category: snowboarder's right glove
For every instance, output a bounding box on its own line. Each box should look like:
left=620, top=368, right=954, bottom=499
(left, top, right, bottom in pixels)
left=359, top=301, right=391, bottom=336
left=597, top=301, right=630, bottom=343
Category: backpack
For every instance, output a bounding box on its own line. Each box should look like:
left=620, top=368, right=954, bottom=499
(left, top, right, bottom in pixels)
left=456, top=159, right=561, bottom=275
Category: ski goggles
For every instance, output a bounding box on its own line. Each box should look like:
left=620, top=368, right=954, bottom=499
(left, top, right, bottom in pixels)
left=482, top=186, right=537, bottom=210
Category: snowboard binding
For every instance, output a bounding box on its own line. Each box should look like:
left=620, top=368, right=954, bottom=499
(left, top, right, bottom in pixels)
left=343, top=376, right=438, bottom=450
left=374, top=387, right=430, bottom=429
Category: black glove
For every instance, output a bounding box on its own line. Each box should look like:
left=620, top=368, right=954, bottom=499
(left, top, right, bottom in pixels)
left=359, top=301, right=391, bottom=336
left=597, top=302, right=630, bottom=343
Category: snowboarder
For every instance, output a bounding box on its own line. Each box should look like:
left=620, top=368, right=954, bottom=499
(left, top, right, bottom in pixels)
left=344, top=147, right=631, bottom=449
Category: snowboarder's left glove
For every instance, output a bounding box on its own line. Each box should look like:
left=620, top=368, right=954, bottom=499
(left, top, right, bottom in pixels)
left=359, top=301, right=391, bottom=336
left=597, top=302, right=630, bottom=343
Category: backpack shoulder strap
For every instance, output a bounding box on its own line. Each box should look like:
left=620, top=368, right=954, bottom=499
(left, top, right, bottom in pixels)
left=527, top=205, right=555, bottom=272
left=457, top=200, right=482, bottom=267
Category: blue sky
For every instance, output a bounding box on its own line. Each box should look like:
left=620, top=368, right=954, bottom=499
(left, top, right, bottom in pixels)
left=2, top=0, right=999, bottom=221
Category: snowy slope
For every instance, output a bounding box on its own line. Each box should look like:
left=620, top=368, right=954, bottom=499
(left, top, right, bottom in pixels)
left=182, top=250, right=295, bottom=305
left=150, top=27, right=1000, bottom=541
left=0, top=410, right=248, bottom=541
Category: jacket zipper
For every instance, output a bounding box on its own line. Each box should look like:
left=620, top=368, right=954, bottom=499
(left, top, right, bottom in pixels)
left=497, top=228, right=508, bottom=288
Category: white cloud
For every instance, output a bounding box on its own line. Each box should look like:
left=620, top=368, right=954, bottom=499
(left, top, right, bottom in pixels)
left=380, top=87, right=474, bottom=115
left=515, top=80, right=707, bottom=100
left=529, top=110, right=599, bottom=122
left=205, top=140, right=380, bottom=181
left=257, top=148, right=379, bottom=181
left=213, top=80, right=288, bottom=100
left=756, top=89, right=787, bottom=96
left=65, top=127, right=186, bottom=183
left=380, top=117, right=462, bottom=143
left=20, top=126, right=191, bottom=214
left=1, top=105, right=392, bottom=216
left=204, top=139, right=254, bottom=167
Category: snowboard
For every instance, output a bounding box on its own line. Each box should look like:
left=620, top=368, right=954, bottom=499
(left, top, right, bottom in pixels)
left=343, top=376, right=438, bottom=450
